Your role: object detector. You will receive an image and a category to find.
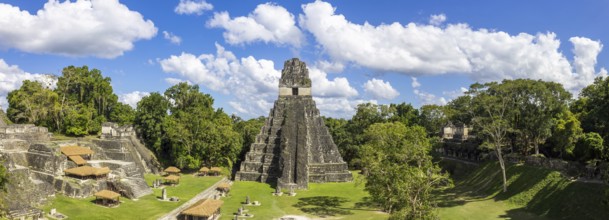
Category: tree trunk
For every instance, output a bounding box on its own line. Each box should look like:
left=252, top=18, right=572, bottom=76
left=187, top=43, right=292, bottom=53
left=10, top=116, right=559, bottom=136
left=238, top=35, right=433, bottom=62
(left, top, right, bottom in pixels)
left=534, top=141, right=539, bottom=155
left=495, top=145, right=507, bottom=192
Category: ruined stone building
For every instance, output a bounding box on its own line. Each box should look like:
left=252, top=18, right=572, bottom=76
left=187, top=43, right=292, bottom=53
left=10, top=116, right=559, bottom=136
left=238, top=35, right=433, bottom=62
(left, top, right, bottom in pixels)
left=236, top=58, right=352, bottom=189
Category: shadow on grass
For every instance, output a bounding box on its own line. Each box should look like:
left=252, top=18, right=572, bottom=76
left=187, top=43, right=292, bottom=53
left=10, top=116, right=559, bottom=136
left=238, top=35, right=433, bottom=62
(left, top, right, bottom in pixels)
left=294, top=196, right=353, bottom=217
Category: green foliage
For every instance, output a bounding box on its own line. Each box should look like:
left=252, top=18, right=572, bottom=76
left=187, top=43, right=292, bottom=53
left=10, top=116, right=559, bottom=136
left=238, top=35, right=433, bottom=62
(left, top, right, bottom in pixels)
left=134, top=83, right=242, bottom=170
left=7, top=80, right=60, bottom=129
left=108, top=102, right=135, bottom=125
left=418, top=104, right=448, bottom=137
left=360, top=122, right=449, bottom=219
left=573, top=132, right=605, bottom=162
left=6, top=66, right=134, bottom=136
left=548, top=110, right=583, bottom=159
left=575, top=76, right=609, bottom=152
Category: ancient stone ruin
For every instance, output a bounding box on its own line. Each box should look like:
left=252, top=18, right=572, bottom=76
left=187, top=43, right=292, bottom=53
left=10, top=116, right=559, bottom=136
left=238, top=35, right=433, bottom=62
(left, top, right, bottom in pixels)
left=236, top=58, right=352, bottom=189
left=0, top=120, right=160, bottom=216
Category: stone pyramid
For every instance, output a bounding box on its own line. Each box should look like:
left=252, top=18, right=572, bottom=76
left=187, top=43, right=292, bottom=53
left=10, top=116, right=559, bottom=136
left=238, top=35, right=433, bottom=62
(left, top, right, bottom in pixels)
left=235, top=58, right=353, bottom=189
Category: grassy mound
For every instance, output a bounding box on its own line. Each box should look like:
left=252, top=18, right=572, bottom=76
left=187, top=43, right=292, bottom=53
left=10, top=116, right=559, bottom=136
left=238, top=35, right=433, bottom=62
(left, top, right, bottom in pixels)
left=444, top=161, right=609, bottom=220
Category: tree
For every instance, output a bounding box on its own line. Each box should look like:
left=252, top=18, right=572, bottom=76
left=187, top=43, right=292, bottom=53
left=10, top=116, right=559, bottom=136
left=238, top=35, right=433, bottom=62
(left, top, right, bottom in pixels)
left=418, top=104, right=448, bottom=137
left=576, top=76, right=609, bottom=150
left=360, top=122, right=449, bottom=219
left=135, top=92, right=170, bottom=156
left=548, top=110, right=583, bottom=159
left=472, top=82, right=512, bottom=192
left=573, top=132, right=605, bottom=162
left=134, top=83, right=242, bottom=170
left=507, top=79, right=570, bottom=155
left=108, top=102, right=136, bottom=125
left=7, top=80, right=60, bottom=130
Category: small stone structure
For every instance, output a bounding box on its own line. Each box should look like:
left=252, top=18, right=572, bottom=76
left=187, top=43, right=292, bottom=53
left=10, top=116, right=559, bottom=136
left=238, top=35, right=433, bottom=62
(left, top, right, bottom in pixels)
left=236, top=58, right=352, bottom=189
left=101, top=122, right=136, bottom=139
left=441, top=121, right=472, bottom=141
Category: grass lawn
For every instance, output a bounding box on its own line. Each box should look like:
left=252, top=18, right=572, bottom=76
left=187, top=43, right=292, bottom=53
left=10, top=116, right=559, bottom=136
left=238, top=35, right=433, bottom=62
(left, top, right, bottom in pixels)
left=436, top=160, right=609, bottom=220
left=43, top=174, right=222, bottom=220
left=219, top=172, right=388, bottom=220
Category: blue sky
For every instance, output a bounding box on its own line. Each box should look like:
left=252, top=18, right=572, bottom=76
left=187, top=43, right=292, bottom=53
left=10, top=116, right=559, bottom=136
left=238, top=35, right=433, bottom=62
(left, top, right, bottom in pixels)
left=0, top=0, right=607, bottom=119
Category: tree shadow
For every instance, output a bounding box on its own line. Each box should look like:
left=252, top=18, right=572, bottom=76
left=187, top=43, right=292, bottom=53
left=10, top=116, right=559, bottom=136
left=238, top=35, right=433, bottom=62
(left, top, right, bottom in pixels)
left=293, top=196, right=353, bottom=217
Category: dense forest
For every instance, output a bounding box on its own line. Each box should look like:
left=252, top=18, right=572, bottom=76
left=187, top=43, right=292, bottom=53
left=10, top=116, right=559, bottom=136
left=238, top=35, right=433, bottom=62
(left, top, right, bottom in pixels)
left=3, top=65, right=609, bottom=219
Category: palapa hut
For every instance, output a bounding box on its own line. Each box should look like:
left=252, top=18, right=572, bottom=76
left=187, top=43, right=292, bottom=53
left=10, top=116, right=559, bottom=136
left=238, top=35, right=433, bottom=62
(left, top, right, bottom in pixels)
left=216, top=182, right=231, bottom=194
left=179, top=199, right=224, bottom=220
left=165, top=166, right=181, bottom=176
left=64, top=166, right=110, bottom=180
left=94, top=190, right=121, bottom=207
left=209, top=167, right=221, bottom=176
left=164, top=174, right=181, bottom=185
left=199, top=167, right=209, bottom=176
left=60, top=146, right=94, bottom=166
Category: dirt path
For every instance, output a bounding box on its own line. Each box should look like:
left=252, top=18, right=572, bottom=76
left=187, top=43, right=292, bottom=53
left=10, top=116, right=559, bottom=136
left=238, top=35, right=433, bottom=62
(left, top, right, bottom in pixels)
left=158, top=177, right=230, bottom=220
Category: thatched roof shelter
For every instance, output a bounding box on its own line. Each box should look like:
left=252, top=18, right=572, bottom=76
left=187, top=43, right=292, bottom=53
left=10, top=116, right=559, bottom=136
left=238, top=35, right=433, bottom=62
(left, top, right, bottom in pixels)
left=210, top=167, right=221, bottom=176
left=94, top=190, right=120, bottom=206
left=64, top=166, right=110, bottom=178
left=181, top=199, right=224, bottom=219
left=216, top=182, right=231, bottom=193
left=163, top=174, right=180, bottom=184
left=164, top=166, right=181, bottom=174
left=68, top=155, right=87, bottom=166
left=94, top=190, right=120, bottom=201
left=60, top=146, right=94, bottom=156
left=199, top=167, right=209, bottom=172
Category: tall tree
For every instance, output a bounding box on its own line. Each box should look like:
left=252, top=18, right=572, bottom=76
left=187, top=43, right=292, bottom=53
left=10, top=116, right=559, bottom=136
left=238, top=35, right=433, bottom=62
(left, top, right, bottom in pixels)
left=575, top=76, right=609, bottom=149
left=7, top=80, right=60, bottom=130
left=360, top=122, right=449, bottom=219
left=472, top=82, right=513, bottom=192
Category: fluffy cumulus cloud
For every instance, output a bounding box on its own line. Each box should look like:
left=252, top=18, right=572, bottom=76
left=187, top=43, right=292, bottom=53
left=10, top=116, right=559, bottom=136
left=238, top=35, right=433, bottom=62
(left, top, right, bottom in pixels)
left=411, top=77, right=447, bottom=105
left=313, top=97, right=377, bottom=119
left=208, top=3, right=305, bottom=47
left=174, top=0, right=213, bottom=15
left=0, top=59, right=57, bottom=109
left=429, top=14, right=446, bottom=26
left=163, top=31, right=182, bottom=45
left=0, top=0, right=157, bottom=58
left=118, top=91, right=150, bottom=108
left=159, top=44, right=361, bottom=117
left=299, top=1, right=606, bottom=92
left=363, top=78, right=399, bottom=100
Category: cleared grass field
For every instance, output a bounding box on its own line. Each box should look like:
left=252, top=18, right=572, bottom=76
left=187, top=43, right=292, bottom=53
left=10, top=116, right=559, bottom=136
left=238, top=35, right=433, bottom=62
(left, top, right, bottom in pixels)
left=219, top=172, right=388, bottom=220
left=43, top=174, right=222, bottom=219
left=436, top=161, right=609, bottom=220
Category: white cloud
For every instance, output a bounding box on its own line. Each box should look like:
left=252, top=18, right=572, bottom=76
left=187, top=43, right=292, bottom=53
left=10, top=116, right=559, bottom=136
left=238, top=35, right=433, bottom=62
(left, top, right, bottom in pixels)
left=208, top=3, right=304, bottom=47
left=175, top=0, right=213, bottom=15
left=165, top=77, right=192, bottom=85
left=410, top=77, right=446, bottom=105
left=363, top=78, right=400, bottom=100
left=429, top=14, right=446, bottom=26
left=160, top=44, right=280, bottom=116
left=315, top=60, right=345, bottom=73
left=411, top=77, right=421, bottom=89
left=163, top=31, right=182, bottom=45
left=0, top=59, right=57, bottom=109
left=299, top=1, right=606, bottom=92
left=0, top=0, right=157, bottom=58
left=313, top=97, right=377, bottom=119
left=442, top=87, right=468, bottom=100
left=309, top=68, right=358, bottom=98
left=119, top=91, right=150, bottom=108
left=159, top=44, right=361, bottom=117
